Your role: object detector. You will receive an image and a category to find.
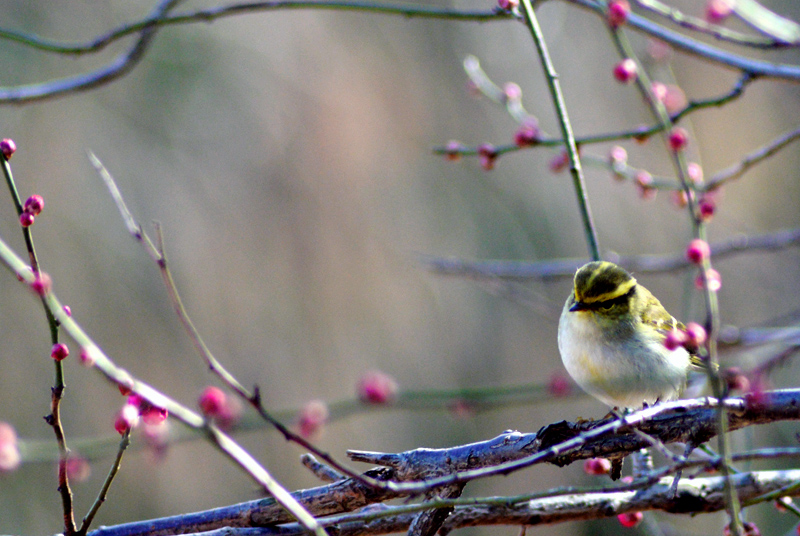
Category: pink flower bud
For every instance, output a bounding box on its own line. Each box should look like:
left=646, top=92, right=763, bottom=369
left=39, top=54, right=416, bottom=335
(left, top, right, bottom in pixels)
left=23, top=195, right=44, bottom=216
left=79, top=348, right=96, bottom=367
left=662, top=84, right=687, bottom=114
left=198, top=386, right=227, bottom=417
left=686, top=239, right=710, bottom=264
left=613, top=59, right=637, bottom=84
left=443, top=141, right=463, bottom=162
left=583, top=457, right=611, bottom=475
left=142, top=406, right=168, bottom=426
left=549, top=150, right=569, bottom=174
left=30, top=272, right=52, bottom=296
left=513, top=119, right=540, bottom=147
left=503, top=82, right=522, bottom=102
left=697, top=197, right=716, bottom=221
left=64, top=456, right=91, bottom=483
left=126, top=394, right=145, bottom=410
left=695, top=268, right=721, bottom=292
left=0, top=138, right=16, bottom=160
left=114, top=404, right=140, bottom=435
left=634, top=171, right=656, bottom=200
left=684, top=322, right=707, bottom=348
left=357, top=370, right=399, bottom=405
left=0, top=422, right=17, bottom=445
left=668, top=127, right=689, bottom=151
left=608, top=145, right=627, bottom=166
left=19, top=212, right=34, bottom=227
left=607, top=0, right=630, bottom=28
left=651, top=81, right=667, bottom=103
left=477, top=143, right=498, bottom=171
left=706, top=0, right=734, bottom=23
left=617, top=512, right=643, bottom=528
left=548, top=373, right=572, bottom=397
left=215, top=396, right=242, bottom=430
left=295, top=400, right=329, bottom=439
left=51, top=343, right=69, bottom=361
left=686, top=162, right=703, bottom=184
left=664, top=329, right=687, bottom=351
left=723, top=367, right=750, bottom=393
left=497, top=0, right=519, bottom=10
left=0, top=442, right=21, bottom=473
left=0, top=422, right=20, bottom=472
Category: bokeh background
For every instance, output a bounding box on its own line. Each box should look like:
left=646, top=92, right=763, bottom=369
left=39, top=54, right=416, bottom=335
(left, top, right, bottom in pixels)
left=0, top=0, right=799, bottom=535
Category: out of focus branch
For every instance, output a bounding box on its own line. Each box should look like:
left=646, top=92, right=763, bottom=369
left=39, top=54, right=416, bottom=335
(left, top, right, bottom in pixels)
left=421, top=227, right=800, bottom=281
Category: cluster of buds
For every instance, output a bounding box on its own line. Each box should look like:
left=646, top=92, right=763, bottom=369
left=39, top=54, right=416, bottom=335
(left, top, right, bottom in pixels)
left=115, top=393, right=169, bottom=435
left=19, top=195, right=44, bottom=228
left=664, top=322, right=708, bottom=353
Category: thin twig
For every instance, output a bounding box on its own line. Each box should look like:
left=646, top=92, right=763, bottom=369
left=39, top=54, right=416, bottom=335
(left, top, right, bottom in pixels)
left=635, top=0, right=793, bottom=47
left=0, top=231, right=327, bottom=536
left=705, top=126, right=800, bottom=190
left=1, top=151, right=75, bottom=534
left=0, top=0, right=181, bottom=104
left=519, top=0, right=600, bottom=261
left=79, top=431, right=131, bottom=535
left=89, top=153, right=386, bottom=492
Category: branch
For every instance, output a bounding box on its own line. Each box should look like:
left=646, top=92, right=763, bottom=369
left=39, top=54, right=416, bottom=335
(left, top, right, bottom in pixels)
left=420, top=227, right=800, bottom=280
left=0, top=235, right=326, bottom=536
left=0, top=0, right=180, bottom=104
left=0, top=2, right=510, bottom=55
left=568, top=0, right=800, bottom=80
left=80, top=390, right=800, bottom=536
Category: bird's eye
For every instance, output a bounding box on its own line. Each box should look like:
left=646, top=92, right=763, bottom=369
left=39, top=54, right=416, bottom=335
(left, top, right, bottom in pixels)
left=598, top=303, right=613, bottom=312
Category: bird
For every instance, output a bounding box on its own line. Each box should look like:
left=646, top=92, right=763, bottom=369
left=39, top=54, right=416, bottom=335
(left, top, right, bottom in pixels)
left=557, top=261, right=706, bottom=409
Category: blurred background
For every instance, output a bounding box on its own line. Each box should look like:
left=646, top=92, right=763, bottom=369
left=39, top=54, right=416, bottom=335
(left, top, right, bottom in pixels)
left=0, top=0, right=799, bottom=535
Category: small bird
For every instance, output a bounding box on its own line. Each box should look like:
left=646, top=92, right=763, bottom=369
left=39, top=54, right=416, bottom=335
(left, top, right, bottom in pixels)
left=558, top=261, right=704, bottom=409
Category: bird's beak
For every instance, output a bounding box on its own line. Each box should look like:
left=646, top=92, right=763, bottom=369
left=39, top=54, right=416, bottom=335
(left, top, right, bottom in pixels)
left=569, top=300, right=588, bottom=312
